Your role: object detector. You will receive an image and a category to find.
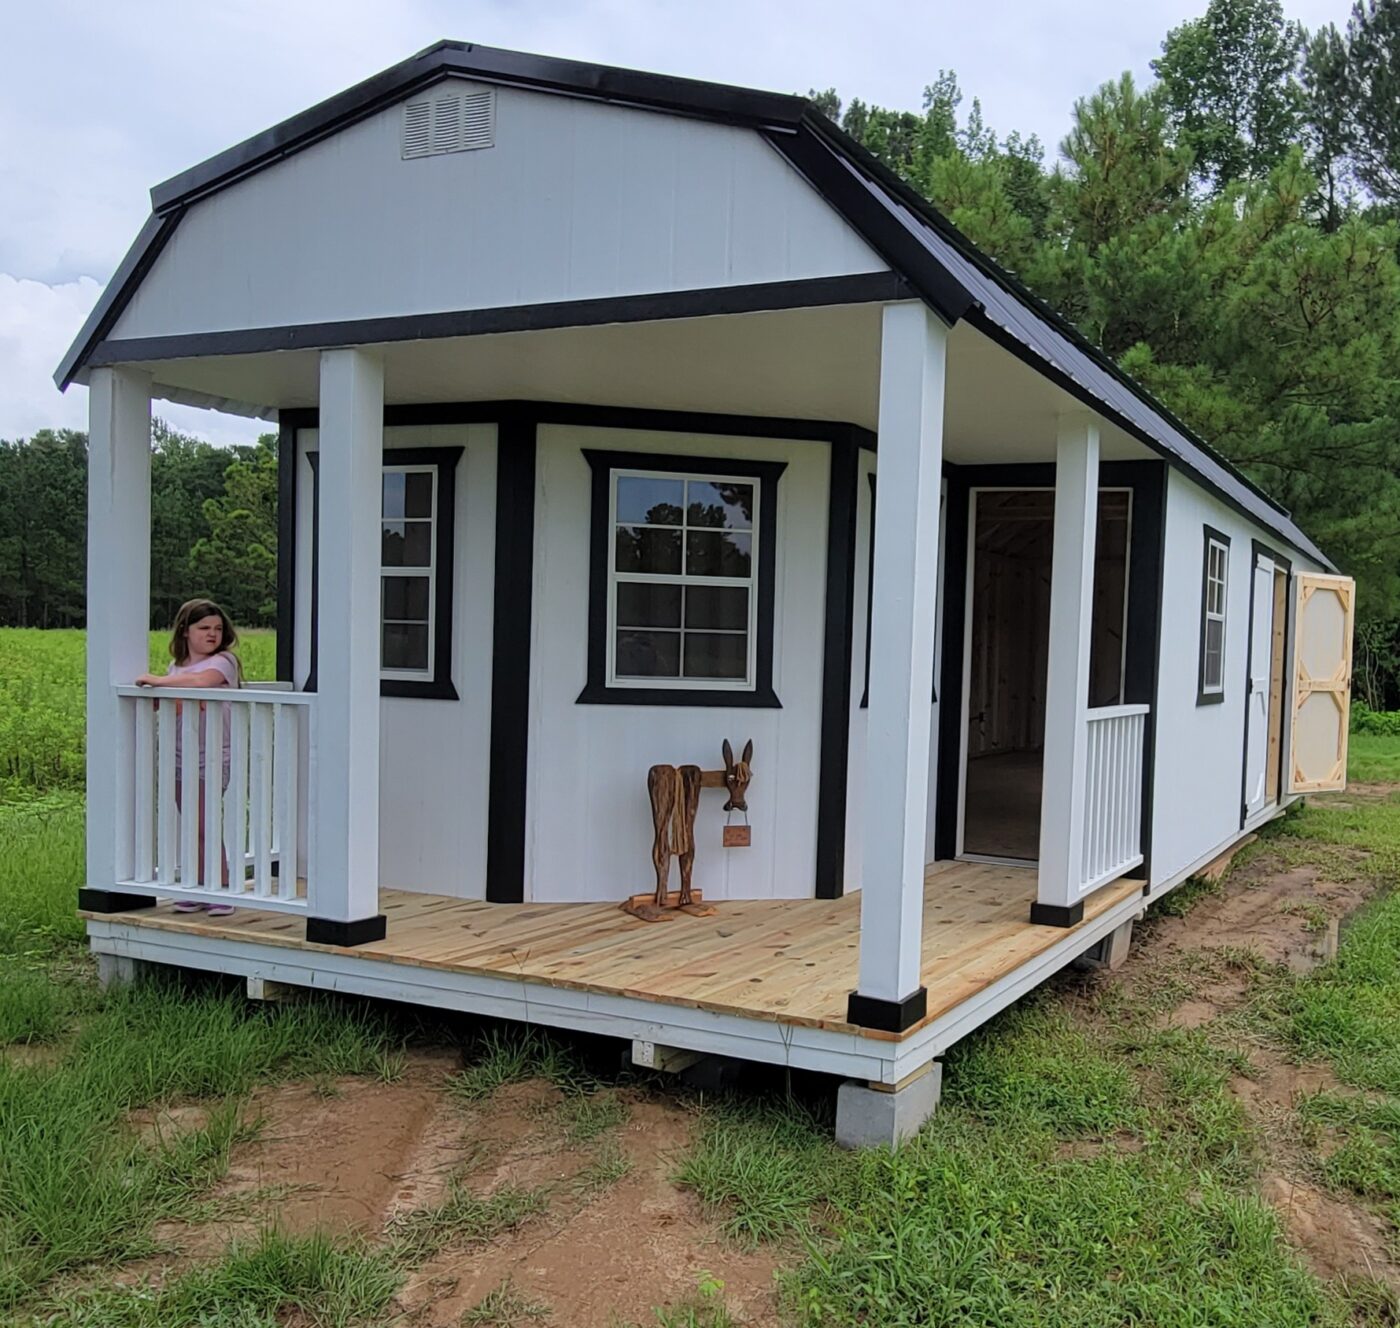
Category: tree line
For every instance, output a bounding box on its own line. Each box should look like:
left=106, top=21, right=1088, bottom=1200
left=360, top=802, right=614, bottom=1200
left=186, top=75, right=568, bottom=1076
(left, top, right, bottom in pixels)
left=814, top=0, right=1400, bottom=706
left=0, top=422, right=277, bottom=631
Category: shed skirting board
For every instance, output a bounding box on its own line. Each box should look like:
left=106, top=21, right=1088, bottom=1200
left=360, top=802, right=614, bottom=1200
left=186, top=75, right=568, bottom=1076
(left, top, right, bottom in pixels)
left=85, top=877, right=1147, bottom=1086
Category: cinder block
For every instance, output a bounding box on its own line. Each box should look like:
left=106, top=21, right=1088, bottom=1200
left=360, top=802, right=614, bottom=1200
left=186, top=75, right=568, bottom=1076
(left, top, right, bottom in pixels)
left=835, top=1062, right=942, bottom=1149
left=1074, top=919, right=1135, bottom=972
left=95, top=953, right=143, bottom=989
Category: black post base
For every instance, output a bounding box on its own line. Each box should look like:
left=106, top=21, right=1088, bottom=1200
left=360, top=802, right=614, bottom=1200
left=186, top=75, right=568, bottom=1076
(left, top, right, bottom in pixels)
left=1029, top=900, right=1084, bottom=928
left=78, top=888, right=157, bottom=914
left=846, top=986, right=927, bottom=1033
left=305, top=915, right=387, bottom=947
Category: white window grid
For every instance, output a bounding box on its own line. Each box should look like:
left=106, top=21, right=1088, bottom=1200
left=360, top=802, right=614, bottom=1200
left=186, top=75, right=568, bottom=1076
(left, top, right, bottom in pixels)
left=606, top=467, right=760, bottom=691
left=381, top=464, right=436, bottom=682
left=1202, top=536, right=1228, bottom=693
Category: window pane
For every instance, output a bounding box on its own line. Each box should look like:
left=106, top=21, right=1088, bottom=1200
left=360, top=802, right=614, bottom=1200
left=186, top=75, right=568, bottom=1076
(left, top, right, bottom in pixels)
left=1205, top=618, right=1224, bottom=686
left=616, top=629, right=680, bottom=677
left=685, top=584, right=748, bottom=631
left=383, top=622, right=429, bottom=671
left=686, top=481, right=754, bottom=530
left=404, top=471, right=434, bottom=518
left=383, top=575, right=430, bottom=621
left=615, top=526, right=682, bottom=575
left=616, top=476, right=684, bottom=526
left=686, top=530, right=752, bottom=578
left=382, top=471, right=405, bottom=519
left=617, top=581, right=681, bottom=628
left=684, top=631, right=748, bottom=679
left=382, top=520, right=433, bottom=567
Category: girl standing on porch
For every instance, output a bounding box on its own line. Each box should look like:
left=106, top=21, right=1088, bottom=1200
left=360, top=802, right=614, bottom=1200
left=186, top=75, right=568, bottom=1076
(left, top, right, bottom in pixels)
left=135, top=599, right=243, bottom=915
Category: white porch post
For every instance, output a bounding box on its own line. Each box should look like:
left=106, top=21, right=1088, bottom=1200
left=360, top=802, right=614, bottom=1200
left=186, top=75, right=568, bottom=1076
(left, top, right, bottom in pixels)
left=308, top=348, right=385, bottom=945
left=851, top=302, right=947, bottom=1031
left=1034, top=413, right=1100, bottom=925
left=82, top=367, right=155, bottom=911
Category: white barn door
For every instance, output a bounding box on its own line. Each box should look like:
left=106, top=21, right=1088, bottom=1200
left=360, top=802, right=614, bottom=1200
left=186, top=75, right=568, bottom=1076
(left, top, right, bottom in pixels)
left=1287, top=573, right=1355, bottom=794
left=1243, top=553, right=1276, bottom=819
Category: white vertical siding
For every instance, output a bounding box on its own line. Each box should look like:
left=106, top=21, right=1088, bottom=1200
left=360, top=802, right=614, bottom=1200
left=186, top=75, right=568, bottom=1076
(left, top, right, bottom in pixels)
left=526, top=425, right=829, bottom=902
left=112, top=84, right=888, bottom=342
left=295, top=422, right=497, bottom=899
left=1149, top=470, right=1322, bottom=889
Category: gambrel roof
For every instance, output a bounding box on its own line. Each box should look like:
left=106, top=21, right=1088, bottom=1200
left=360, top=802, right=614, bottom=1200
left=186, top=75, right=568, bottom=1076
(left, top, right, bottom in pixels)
left=57, top=40, right=1331, bottom=568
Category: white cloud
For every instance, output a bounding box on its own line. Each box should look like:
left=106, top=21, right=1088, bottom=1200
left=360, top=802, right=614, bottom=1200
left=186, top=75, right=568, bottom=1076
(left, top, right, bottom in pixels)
left=0, top=273, right=262, bottom=447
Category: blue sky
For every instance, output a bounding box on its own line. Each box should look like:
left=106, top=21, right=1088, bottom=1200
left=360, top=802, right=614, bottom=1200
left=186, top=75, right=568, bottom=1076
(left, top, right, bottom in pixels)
left=0, top=0, right=1353, bottom=444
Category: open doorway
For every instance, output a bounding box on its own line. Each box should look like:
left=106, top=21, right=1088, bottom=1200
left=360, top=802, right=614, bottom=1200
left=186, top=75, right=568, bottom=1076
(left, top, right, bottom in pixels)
left=959, top=488, right=1131, bottom=860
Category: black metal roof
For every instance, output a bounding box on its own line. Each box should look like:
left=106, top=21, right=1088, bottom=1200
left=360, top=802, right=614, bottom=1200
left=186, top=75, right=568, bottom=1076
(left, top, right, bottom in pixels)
left=55, top=40, right=1330, bottom=568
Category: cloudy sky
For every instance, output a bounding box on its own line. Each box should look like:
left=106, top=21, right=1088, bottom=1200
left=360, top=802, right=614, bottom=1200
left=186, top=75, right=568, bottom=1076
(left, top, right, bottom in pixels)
left=2, top=0, right=1352, bottom=447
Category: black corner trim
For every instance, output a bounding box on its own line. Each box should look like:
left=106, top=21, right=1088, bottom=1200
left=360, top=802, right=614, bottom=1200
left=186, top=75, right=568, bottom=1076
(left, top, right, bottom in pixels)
left=1029, top=900, right=1084, bottom=928
left=486, top=417, right=537, bottom=903
left=577, top=449, right=787, bottom=709
left=276, top=408, right=315, bottom=685
left=1197, top=524, right=1232, bottom=707
left=306, top=914, right=388, bottom=946
left=78, top=888, right=157, bottom=914
left=846, top=987, right=928, bottom=1032
left=814, top=433, right=862, bottom=898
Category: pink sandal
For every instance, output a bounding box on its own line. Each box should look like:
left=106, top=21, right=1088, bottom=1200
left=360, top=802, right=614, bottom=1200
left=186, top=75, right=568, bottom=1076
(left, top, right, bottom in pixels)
left=173, top=900, right=206, bottom=913
left=206, top=904, right=236, bottom=918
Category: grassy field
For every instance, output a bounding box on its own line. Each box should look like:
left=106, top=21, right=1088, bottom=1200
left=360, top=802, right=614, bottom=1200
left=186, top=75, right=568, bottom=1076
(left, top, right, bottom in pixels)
left=1, top=627, right=1398, bottom=1323
left=0, top=628, right=276, bottom=802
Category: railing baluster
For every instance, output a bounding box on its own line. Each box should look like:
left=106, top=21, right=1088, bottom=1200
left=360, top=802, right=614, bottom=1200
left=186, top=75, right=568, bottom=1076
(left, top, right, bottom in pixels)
left=157, top=702, right=177, bottom=885
left=133, top=698, right=155, bottom=883
left=1081, top=705, right=1150, bottom=894
left=274, top=703, right=299, bottom=900
left=179, top=702, right=200, bottom=886
left=249, top=703, right=274, bottom=896
left=203, top=700, right=224, bottom=893
left=225, top=704, right=249, bottom=892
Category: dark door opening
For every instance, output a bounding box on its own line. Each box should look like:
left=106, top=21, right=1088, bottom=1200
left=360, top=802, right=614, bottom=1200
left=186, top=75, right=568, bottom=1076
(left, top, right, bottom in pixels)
left=960, top=488, right=1131, bottom=860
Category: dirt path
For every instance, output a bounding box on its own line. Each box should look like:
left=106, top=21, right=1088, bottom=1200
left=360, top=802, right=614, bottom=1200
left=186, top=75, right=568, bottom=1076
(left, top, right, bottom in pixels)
left=1099, top=813, right=1400, bottom=1288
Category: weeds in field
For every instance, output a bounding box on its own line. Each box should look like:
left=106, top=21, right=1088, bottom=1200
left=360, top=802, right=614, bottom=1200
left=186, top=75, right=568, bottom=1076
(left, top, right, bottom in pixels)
left=449, top=1027, right=608, bottom=1102
left=386, top=1181, right=548, bottom=1265
left=460, top=1278, right=552, bottom=1325
left=16, top=1228, right=400, bottom=1327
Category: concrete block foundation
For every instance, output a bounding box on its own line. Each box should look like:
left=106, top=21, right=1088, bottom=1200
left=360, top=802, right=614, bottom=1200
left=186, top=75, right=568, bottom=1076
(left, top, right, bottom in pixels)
left=835, top=1062, right=942, bottom=1149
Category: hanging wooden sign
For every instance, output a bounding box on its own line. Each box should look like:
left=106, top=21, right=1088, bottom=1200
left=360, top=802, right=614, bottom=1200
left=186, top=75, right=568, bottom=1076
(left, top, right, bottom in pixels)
left=723, top=824, right=751, bottom=848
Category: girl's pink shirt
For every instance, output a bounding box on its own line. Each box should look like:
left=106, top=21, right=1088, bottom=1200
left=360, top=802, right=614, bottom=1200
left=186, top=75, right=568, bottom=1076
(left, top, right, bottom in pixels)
left=168, top=652, right=240, bottom=775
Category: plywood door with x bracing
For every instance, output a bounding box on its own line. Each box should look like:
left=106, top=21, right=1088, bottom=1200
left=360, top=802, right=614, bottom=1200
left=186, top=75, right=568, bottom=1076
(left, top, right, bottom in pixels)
left=1287, top=573, right=1355, bottom=794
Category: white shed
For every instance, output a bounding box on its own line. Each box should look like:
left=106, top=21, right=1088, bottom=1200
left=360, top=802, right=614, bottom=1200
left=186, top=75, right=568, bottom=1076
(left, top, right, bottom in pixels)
left=62, top=42, right=1354, bottom=1146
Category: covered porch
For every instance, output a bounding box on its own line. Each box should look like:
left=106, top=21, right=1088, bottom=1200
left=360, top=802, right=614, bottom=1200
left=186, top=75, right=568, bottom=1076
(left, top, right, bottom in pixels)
left=82, top=295, right=1155, bottom=1052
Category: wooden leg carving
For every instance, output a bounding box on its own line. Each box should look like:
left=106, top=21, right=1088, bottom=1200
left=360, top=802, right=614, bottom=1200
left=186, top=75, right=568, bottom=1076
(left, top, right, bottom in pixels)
left=629, top=765, right=681, bottom=922
left=676, top=765, right=707, bottom=912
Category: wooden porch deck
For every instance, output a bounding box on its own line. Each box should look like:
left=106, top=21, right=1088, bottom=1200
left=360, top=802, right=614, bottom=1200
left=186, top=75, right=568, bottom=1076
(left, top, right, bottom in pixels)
left=83, top=862, right=1143, bottom=1041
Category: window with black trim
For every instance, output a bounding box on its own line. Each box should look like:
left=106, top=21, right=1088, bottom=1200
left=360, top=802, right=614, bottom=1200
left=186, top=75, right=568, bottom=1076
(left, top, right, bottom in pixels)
left=578, top=449, right=785, bottom=707
left=308, top=446, right=462, bottom=699
left=1198, top=525, right=1230, bottom=704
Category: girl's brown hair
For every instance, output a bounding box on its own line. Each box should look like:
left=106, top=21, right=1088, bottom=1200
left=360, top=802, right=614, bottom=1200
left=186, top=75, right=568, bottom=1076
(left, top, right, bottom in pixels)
left=169, top=599, right=243, bottom=681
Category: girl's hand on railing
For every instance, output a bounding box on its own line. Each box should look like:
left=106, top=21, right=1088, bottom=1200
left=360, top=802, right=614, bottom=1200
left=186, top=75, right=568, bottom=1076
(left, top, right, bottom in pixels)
left=135, top=673, right=163, bottom=687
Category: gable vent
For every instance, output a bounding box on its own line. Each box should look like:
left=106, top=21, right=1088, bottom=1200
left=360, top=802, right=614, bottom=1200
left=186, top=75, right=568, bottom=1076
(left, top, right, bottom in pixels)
left=401, top=87, right=495, bottom=159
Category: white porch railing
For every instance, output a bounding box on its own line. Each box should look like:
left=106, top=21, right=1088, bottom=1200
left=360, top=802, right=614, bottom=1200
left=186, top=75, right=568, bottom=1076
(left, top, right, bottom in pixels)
left=115, top=685, right=314, bottom=914
left=1079, top=703, right=1148, bottom=895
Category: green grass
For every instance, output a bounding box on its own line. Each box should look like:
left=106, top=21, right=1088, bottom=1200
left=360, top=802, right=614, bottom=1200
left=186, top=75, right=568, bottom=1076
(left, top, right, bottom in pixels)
left=385, top=1181, right=549, bottom=1265
left=460, top=1279, right=552, bottom=1326
left=0, top=980, right=404, bottom=1304
left=1349, top=731, right=1400, bottom=784
left=0, top=628, right=276, bottom=803
left=17, top=1229, right=400, bottom=1328
left=448, top=1027, right=608, bottom=1102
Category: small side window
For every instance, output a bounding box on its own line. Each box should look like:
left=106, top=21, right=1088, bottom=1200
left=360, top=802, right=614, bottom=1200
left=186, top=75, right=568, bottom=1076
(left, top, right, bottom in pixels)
left=1198, top=525, right=1231, bottom=704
